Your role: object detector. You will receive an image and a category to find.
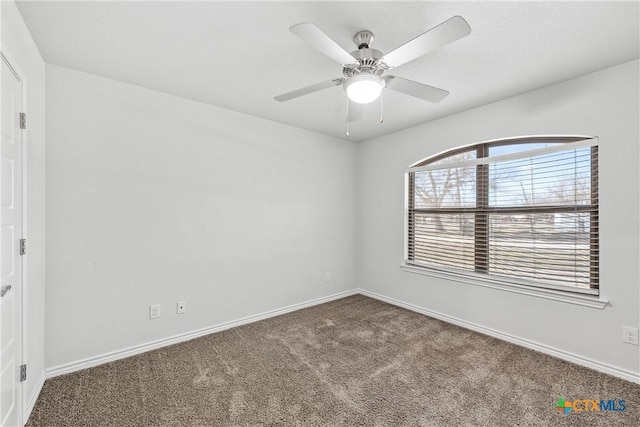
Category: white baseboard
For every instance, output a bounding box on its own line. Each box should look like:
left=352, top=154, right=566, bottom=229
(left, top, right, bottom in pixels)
left=359, top=289, right=640, bottom=384
left=46, top=289, right=358, bottom=379
left=45, top=287, right=639, bottom=385
left=24, top=371, right=45, bottom=423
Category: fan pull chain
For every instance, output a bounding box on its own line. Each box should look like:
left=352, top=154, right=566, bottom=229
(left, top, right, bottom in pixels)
left=379, top=91, right=384, bottom=124
left=346, top=98, right=350, bottom=137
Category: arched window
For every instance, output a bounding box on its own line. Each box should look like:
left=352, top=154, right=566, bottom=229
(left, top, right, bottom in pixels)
left=406, top=136, right=598, bottom=294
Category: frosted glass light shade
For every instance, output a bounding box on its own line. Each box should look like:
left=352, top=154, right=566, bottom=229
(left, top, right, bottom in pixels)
left=344, top=74, right=384, bottom=104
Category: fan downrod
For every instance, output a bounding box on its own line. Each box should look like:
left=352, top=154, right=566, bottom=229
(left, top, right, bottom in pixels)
left=353, top=30, right=374, bottom=49
left=344, top=30, right=384, bottom=78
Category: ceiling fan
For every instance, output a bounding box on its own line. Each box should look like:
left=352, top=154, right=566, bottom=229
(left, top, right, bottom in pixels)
left=274, top=16, right=471, bottom=107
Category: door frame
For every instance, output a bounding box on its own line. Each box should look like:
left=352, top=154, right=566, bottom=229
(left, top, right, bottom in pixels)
left=1, top=49, right=28, bottom=426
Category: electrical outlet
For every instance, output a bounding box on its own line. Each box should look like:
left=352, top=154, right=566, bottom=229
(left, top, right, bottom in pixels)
left=149, top=304, right=160, bottom=319
left=177, top=301, right=186, bottom=314
left=622, top=326, right=639, bottom=345
left=325, top=272, right=331, bottom=282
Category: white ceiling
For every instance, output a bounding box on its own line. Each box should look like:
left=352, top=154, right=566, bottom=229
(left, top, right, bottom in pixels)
left=15, top=1, right=640, bottom=142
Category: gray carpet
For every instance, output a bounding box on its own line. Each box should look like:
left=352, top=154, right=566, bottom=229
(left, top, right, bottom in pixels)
left=28, top=295, right=640, bottom=426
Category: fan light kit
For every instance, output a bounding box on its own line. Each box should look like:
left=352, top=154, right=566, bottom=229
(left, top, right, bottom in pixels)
left=344, top=73, right=385, bottom=104
left=274, top=16, right=472, bottom=134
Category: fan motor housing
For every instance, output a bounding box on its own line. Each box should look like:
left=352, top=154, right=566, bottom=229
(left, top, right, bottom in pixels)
left=343, top=48, right=385, bottom=78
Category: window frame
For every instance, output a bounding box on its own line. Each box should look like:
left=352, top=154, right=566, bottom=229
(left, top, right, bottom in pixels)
left=404, top=135, right=600, bottom=298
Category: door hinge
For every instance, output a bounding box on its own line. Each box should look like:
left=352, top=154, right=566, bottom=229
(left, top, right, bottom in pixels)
left=19, top=112, right=26, bottom=130
left=19, top=239, right=26, bottom=256
left=20, top=364, right=27, bottom=382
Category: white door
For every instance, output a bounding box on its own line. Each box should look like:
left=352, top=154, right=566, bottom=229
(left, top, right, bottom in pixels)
left=0, top=55, right=24, bottom=427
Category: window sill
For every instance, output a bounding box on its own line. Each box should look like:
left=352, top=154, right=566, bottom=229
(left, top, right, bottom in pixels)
left=400, top=263, right=609, bottom=309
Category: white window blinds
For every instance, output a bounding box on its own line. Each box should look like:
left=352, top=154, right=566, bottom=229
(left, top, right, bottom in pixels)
left=406, top=137, right=598, bottom=294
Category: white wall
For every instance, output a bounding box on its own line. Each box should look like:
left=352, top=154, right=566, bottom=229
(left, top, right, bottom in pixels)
left=45, top=64, right=358, bottom=369
left=1, top=0, right=47, bottom=418
left=357, top=60, right=640, bottom=377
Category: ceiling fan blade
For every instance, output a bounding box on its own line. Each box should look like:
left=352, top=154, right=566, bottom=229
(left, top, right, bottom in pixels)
left=384, top=76, right=449, bottom=103
left=380, top=16, right=471, bottom=69
left=290, top=23, right=358, bottom=66
left=274, top=78, right=345, bottom=102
